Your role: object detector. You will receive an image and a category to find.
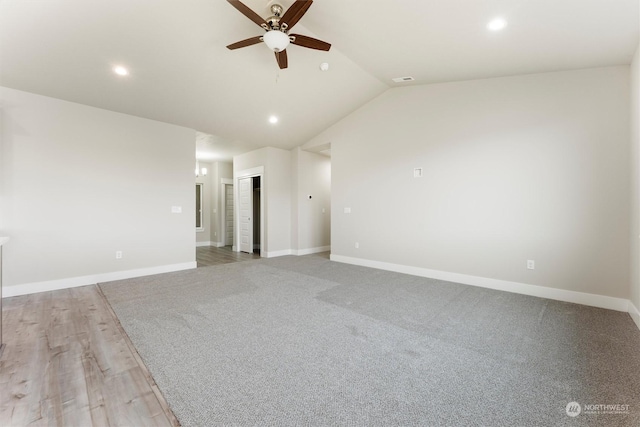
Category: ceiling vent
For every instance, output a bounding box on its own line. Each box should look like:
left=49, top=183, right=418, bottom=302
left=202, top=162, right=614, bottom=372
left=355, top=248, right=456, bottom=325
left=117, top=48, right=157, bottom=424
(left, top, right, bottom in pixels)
left=392, top=76, right=415, bottom=83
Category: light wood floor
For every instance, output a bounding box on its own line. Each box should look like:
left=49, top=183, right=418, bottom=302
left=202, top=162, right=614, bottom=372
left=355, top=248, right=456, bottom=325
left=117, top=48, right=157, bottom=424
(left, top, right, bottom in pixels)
left=196, top=245, right=260, bottom=267
left=0, top=286, right=179, bottom=427
left=1, top=250, right=263, bottom=426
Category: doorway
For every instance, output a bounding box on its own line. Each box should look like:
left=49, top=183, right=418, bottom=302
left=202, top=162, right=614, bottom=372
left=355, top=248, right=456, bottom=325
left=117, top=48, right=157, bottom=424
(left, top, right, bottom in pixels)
left=238, top=175, right=261, bottom=254
left=252, top=176, right=261, bottom=253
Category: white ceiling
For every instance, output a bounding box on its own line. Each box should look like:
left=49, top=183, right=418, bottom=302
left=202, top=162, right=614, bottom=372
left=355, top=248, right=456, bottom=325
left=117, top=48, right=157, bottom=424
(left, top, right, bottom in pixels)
left=1, top=0, right=638, bottom=162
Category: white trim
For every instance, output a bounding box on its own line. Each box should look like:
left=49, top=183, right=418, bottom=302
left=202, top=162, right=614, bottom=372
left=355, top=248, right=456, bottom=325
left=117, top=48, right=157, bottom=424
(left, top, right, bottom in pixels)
left=221, top=178, right=233, bottom=185
left=234, top=166, right=264, bottom=256
left=236, top=166, right=264, bottom=178
left=330, top=254, right=630, bottom=312
left=292, top=246, right=331, bottom=256
left=196, top=241, right=213, bottom=247
left=213, top=241, right=225, bottom=248
left=2, top=262, right=197, bottom=298
left=265, top=249, right=292, bottom=258
left=629, top=301, right=640, bottom=331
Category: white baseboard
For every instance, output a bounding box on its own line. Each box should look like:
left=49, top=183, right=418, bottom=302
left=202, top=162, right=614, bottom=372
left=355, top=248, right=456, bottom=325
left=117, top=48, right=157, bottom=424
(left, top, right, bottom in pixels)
left=199, top=241, right=226, bottom=248
left=292, top=246, right=331, bottom=256
left=3, top=262, right=197, bottom=298
left=264, top=247, right=329, bottom=257
left=265, top=249, right=292, bottom=258
left=629, top=301, right=640, bottom=330
left=330, top=254, right=630, bottom=313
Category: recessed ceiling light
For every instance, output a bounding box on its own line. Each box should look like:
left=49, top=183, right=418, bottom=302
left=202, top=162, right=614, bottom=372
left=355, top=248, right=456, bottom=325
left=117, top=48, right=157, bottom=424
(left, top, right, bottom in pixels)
left=269, top=115, right=278, bottom=124
left=487, top=18, right=507, bottom=31
left=113, top=66, right=129, bottom=76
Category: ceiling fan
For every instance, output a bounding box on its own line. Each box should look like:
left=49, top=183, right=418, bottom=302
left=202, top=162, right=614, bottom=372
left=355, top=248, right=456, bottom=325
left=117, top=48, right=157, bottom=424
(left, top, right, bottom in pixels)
left=226, top=0, right=331, bottom=69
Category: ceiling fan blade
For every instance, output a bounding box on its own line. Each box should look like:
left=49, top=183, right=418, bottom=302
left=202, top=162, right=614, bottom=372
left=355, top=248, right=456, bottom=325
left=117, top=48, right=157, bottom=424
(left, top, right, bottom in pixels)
left=227, top=0, right=268, bottom=29
left=290, top=34, right=331, bottom=51
left=226, top=36, right=263, bottom=50
left=275, top=50, right=288, bottom=69
left=280, top=0, right=313, bottom=30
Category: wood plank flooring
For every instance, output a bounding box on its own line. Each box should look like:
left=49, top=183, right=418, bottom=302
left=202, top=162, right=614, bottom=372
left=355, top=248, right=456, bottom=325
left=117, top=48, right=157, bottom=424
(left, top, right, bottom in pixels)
left=196, top=245, right=260, bottom=267
left=0, top=286, right=179, bottom=427
left=0, top=249, right=262, bottom=426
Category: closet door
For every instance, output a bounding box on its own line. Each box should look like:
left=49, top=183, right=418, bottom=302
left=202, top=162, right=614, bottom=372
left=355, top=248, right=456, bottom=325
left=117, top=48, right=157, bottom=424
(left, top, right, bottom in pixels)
left=238, top=177, right=253, bottom=253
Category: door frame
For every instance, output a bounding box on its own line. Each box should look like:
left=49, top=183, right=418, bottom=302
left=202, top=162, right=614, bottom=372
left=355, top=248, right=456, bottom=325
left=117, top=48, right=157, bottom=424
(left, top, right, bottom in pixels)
left=235, top=166, right=264, bottom=257
left=238, top=176, right=253, bottom=254
left=220, top=178, right=233, bottom=247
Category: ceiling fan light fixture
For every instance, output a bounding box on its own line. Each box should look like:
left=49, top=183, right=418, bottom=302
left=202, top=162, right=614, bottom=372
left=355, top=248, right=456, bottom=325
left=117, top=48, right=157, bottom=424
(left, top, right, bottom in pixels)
left=226, top=0, right=331, bottom=69
left=263, top=30, right=290, bottom=52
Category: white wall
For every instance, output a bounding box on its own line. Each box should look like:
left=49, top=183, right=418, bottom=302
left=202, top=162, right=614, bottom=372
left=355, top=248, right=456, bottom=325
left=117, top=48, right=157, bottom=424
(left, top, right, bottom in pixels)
left=308, top=67, right=631, bottom=303
left=0, top=87, right=196, bottom=294
left=291, top=147, right=331, bottom=253
left=234, top=147, right=291, bottom=256
left=631, top=37, right=640, bottom=325
left=266, top=148, right=292, bottom=254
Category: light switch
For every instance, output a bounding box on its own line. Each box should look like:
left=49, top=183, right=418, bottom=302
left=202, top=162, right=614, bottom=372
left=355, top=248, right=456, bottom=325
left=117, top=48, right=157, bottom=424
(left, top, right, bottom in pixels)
left=344, top=207, right=351, bottom=214
left=171, top=206, right=182, bottom=213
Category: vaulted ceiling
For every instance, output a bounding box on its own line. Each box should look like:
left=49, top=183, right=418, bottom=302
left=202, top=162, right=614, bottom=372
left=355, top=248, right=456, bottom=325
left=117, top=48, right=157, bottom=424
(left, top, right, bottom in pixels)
left=1, top=0, right=638, bottom=161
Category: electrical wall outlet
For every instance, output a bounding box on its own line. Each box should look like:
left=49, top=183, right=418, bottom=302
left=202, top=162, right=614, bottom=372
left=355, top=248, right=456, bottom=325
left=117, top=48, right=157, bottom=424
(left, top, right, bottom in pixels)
left=116, top=251, right=123, bottom=259
left=527, top=260, right=535, bottom=270
left=355, top=242, right=359, bottom=249
left=214, top=231, right=217, bottom=237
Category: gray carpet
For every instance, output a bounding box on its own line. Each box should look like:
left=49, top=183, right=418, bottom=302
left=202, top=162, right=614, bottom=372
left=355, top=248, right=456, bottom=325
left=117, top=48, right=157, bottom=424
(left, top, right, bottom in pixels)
left=100, top=254, right=640, bottom=426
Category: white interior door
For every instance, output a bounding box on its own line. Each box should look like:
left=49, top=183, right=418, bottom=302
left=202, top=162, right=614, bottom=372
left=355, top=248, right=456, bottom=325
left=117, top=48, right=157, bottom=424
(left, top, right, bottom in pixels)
left=239, top=177, right=253, bottom=253
left=225, top=184, right=234, bottom=246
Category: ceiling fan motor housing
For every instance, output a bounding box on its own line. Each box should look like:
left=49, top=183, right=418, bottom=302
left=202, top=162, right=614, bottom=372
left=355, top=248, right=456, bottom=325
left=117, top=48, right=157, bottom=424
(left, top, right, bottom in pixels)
left=267, top=4, right=284, bottom=29
left=266, top=15, right=281, bottom=30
